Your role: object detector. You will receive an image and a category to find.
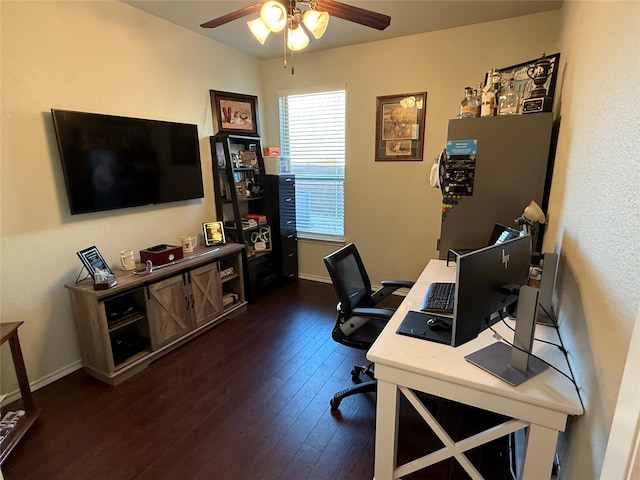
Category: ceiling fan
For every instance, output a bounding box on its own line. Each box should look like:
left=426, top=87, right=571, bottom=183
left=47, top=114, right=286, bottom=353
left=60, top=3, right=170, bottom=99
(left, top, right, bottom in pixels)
left=201, top=1, right=391, bottom=53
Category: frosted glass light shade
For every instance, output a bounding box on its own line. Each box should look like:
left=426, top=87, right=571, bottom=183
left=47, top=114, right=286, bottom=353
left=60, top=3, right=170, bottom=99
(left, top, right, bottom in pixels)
left=287, top=25, right=309, bottom=51
left=261, top=1, right=287, bottom=32
left=247, top=17, right=270, bottom=44
left=302, top=10, right=329, bottom=39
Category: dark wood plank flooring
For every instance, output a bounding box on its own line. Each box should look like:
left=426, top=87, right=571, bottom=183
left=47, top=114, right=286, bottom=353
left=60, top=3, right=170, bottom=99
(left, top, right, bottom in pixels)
left=2, top=280, right=512, bottom=480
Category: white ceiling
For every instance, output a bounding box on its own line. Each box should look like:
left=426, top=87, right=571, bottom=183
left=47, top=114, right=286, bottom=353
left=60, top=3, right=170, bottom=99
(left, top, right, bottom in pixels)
left=122, top=1, right=563, bottom=59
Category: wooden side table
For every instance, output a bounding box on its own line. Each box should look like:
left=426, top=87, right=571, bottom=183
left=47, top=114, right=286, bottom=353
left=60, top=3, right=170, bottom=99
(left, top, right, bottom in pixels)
left=1, top=322, right=39, bottom=465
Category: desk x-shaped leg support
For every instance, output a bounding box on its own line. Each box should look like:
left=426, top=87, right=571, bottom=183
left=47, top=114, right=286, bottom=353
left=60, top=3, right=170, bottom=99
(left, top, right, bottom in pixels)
left=375, top=382, right=527, bottom=480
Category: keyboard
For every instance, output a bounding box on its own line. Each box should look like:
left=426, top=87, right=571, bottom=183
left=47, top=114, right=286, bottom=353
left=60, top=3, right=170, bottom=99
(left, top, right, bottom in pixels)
left=421, top=282, right=455, bottom=314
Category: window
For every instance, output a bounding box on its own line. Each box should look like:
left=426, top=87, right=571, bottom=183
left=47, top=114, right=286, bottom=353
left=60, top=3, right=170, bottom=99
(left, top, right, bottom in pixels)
left=278, top=87, right=345, bottom=240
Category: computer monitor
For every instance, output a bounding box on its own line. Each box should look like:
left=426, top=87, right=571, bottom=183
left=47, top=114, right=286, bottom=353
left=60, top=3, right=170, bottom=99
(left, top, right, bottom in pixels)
left=451, top=234, right=532, bottom=347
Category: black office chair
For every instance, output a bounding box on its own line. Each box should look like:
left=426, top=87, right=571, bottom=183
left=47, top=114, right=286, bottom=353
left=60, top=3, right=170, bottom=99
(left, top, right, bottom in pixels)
left=324, top=243, right=414, bottom=410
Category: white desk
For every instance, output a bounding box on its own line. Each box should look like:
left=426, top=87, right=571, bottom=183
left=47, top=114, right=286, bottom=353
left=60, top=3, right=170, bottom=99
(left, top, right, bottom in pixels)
left=367, top=259, right=583, bottom=480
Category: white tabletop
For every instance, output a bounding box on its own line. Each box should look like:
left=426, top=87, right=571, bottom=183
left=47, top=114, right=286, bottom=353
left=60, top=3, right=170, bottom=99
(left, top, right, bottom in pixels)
left=367, top=259, right=583, bottom=424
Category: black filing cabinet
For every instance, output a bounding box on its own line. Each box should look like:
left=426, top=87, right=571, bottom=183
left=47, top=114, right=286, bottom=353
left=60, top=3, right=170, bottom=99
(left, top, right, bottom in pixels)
left=264, top=174, right=298, bottom=282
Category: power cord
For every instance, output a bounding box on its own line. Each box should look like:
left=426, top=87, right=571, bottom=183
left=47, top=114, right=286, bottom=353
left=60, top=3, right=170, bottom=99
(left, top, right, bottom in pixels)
left=485, top=316, right=584, bottom=409
left=498, top=312, right=565, bottom=352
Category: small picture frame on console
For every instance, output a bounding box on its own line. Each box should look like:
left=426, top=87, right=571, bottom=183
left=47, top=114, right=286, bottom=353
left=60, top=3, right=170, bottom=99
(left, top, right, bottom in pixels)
left=76, top=246, right=112, bottom=279
left=203, top=221, right=226, bottom=246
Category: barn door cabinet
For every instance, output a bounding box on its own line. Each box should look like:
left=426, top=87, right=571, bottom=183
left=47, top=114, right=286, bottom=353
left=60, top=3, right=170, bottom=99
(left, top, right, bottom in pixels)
left=66, top=244, right=245, bottom=385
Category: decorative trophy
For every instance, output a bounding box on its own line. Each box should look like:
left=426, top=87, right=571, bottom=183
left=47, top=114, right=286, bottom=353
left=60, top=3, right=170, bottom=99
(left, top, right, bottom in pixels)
left=522, top=54, right=554, bottom=114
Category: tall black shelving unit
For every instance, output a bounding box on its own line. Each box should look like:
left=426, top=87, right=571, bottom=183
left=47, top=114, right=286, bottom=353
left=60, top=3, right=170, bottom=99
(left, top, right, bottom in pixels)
left=210, top=133, right=278, bottom=301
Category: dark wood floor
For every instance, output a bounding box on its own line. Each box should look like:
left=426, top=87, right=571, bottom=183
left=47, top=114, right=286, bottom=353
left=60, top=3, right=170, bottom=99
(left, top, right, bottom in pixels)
left=3, top=280, right=512, bottom=480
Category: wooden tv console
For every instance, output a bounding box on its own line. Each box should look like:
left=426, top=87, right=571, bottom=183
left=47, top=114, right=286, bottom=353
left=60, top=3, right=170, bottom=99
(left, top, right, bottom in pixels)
left=65, top=243, right=246, bottom=385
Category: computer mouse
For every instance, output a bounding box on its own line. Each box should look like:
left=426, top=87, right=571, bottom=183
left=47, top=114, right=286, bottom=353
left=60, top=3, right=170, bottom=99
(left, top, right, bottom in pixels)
left=427, top=316, right=451, bottom=331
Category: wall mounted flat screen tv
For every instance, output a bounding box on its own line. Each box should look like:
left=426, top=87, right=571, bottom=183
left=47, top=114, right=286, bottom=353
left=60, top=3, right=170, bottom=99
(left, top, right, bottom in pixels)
left=51, top=109, right=205, bottom=214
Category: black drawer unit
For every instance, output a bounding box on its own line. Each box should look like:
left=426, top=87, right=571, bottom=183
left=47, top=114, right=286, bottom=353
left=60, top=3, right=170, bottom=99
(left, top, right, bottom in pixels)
left=264, top=174, right=298, bottom=282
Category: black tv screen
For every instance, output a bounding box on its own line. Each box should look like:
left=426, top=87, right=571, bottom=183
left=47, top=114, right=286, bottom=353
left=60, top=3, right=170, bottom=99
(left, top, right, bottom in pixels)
left=51, top=109, right=205, bottom=214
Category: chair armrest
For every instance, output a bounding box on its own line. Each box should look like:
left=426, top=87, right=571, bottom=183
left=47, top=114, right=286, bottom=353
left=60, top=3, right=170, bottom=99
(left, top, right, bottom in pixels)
left=351, top=307, right=395, bottom=320
left=381, top=280, right=415, bottom=289
left=371, top=280, right=415, bottom=303
left=337, top=307, right=395, bottom=338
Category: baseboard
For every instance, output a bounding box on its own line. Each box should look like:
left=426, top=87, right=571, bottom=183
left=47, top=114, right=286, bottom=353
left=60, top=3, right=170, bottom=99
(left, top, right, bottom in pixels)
left=0, top=360, right=83, bottom=407
left=298, top=274, right=408, bottom=296
left=298, top=273, right=332, bottom=283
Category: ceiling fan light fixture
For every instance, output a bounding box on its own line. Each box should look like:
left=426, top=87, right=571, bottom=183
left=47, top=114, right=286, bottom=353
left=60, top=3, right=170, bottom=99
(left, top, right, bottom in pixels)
left=302, top=9, right=329, bottom=39
left=261, top=1, right=288, bottom=32
left=247, top=17, right=270, bottom=44
left=287, top=23, right=310, bottom=51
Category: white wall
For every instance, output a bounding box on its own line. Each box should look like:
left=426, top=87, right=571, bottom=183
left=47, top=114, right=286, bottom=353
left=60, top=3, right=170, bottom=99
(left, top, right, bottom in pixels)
left=548, top=1, right=640, bottom=478
left=261, top=11, right=562, bottom=285
left=0, top=1, right=263, bottom=393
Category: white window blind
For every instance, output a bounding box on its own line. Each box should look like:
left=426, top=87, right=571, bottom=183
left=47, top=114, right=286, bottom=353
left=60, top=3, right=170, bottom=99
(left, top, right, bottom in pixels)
left=278, top=89, right=345, bottom=240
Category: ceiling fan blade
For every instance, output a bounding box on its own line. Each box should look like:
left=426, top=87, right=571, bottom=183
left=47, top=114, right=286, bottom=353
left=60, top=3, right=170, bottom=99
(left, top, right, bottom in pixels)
left=200, top=3, right=263, bottom=29
left=317, top=0, right=391, bottom=31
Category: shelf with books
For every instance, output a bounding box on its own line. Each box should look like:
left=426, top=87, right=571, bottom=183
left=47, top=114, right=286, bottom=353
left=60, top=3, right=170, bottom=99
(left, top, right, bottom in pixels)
left=210, top=133, right=278, bottom=301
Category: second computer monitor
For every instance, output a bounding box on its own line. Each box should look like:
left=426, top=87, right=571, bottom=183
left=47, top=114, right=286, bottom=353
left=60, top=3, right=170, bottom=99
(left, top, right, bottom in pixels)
left=451, top=234, right=532, bottom=347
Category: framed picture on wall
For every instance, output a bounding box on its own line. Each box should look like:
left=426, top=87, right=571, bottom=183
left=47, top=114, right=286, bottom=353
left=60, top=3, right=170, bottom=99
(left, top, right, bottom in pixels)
left=210, top=90, right=260, bottom=136
left=375, top=92, right=427, bottom=161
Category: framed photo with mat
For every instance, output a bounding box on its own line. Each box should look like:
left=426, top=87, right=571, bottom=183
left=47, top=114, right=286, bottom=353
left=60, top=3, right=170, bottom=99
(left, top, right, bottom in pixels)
left=375, top=92, right=427, bottom=161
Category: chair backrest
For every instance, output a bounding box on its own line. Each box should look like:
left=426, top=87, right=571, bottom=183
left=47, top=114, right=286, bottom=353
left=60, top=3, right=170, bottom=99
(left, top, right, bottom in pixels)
left=323, top=243, right=374, bottom=319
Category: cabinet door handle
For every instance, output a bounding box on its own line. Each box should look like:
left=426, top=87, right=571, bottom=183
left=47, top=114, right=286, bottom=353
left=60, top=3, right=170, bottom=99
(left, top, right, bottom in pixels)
left=287, top=234, right=294, bottom=239
left=185, top=296, right=190, bottom=311
left=191, top=294, right=195, bottom=310
left=285, top=198, right=292, bottom=202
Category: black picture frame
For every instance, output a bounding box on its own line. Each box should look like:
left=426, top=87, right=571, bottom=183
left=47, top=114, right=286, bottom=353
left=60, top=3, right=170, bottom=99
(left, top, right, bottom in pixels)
left=497, top=53, right=560, bottom=108
left=375, top=92, right=427, bottom=161
left=209, top=90, right=260, bottom=136
left=76, top=246, right=112, bottom=278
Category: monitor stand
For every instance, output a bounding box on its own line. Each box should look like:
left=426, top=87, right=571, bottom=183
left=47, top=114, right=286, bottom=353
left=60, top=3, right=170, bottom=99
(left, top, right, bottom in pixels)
left=536, top=252, right=558, bottom=326
left=464, top=285, right=548, bottom=386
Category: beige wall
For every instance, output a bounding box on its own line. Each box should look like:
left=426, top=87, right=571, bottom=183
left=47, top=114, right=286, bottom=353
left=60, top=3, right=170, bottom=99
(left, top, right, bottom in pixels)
left=261, top=11, right=562, bottom=286
left=550, top=1, right=640, bottom=478
left=1, top=1, right=263, bottom=390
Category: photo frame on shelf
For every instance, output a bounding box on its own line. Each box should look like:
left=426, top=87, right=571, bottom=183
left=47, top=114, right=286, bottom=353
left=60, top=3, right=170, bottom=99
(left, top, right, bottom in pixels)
left=209, top=90, right=260, bottom=136
left=76, top=246, right=112, bottom=279
left=250, top=225, right=271, bottom=252
left=375, top=92, right=427, bottom=162
left=203, top=221, right=226, bottom=246
left=497, top=53, right=560, bottom=110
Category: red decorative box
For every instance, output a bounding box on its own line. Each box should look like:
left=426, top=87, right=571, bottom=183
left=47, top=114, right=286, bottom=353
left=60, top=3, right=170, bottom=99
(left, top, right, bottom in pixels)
left=140, top=244, right=183, bottom=266
left=263, top=146, right=280, bottom=157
